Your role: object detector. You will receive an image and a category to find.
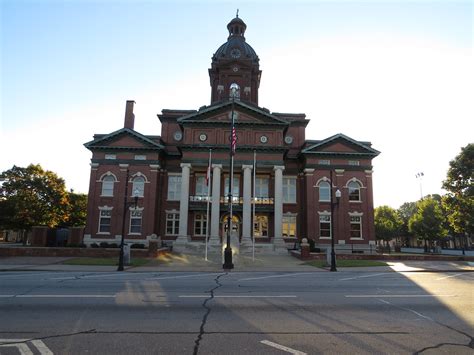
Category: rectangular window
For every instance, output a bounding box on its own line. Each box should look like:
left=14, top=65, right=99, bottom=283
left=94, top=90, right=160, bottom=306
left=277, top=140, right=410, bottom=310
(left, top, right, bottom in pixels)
left=224, top=176, right=240, bottom=197
left=255, top=177, right=269, bottom=198
left=194, top=213, right=207, bottom=236
left=98, top=209, right=112, bottom=233
left=254, top=215, right=268, bottom=237
left=282, top=215, right=297, bottom=238
left=283, top=177, right=296, bottom=203
left=319, top=215, right=331, bottom=239
left=350, top=216, right=362, bottom=239
left=195, top=176, right=209, bottom=196
left=134, top=155, right=146, bottom=160
left=319, top=160, right=330, bottom=165
left=348, top=160, right=360, bottom=166
left=129, top=209, right=142, bottom=234
left=166, top=213, right=180, bottom=235
left=105, top=154, right=116, bottom=160
left=167, top=175, right=182, bottom=200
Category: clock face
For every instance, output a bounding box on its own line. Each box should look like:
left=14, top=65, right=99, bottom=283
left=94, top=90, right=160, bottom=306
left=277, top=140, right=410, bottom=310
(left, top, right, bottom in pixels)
left=199, top=133, right=207, bottom=142
left=260, top=135, right=268, bottom=144
left=173, top=131, right=182, bottom=141
left=284, top=135, right=293, bottom=144
left=230, top=48, right=241, bottom=58
left=232, top=66, right=239, bottom=72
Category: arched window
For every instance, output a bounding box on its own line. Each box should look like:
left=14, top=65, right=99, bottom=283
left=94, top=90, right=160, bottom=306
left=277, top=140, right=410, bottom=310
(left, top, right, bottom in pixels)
left=348, top=181, right=361, bottom=201
left=229, top=83, right=240, bottom=100
left=319, top=181, right=331, bottom=202
left=101, top=175, right=116, bottom=197
left=132, top=176, right=145, bottom=197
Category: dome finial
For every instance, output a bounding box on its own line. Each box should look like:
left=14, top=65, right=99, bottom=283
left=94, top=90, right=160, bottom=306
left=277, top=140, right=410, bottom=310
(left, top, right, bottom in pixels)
left=236, top=9, right=239, bottom=18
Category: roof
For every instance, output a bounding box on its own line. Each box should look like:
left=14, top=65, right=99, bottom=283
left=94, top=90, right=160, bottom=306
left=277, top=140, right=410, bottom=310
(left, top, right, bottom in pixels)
left=301, top=133, right=380, bottom=157
left=84, top=127, right=164, bottom=151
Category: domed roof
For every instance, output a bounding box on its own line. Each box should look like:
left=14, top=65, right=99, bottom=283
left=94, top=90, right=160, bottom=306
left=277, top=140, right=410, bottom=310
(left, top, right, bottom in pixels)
left=212, top=16, right=259, bottom=63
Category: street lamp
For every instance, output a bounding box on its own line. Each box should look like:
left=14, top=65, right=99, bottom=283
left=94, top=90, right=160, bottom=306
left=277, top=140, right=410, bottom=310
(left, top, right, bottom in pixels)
left=118, top=170, right=140, bottom=272
left=223, top=84, right=238, bottom=270
left=329, top=170, right=341, bottom=272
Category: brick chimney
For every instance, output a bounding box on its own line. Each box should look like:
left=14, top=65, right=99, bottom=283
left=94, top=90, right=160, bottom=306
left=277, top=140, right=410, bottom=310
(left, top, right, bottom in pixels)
left=124, top=100, right=135, bottom=129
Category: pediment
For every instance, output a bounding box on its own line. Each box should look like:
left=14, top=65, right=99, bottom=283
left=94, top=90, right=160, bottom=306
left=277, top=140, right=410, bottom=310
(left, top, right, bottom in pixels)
left=302, top=133, right=379, bottom=157
left=177, top=100, right=289, bottom=127
left=84, top=128, right=163, bottom=151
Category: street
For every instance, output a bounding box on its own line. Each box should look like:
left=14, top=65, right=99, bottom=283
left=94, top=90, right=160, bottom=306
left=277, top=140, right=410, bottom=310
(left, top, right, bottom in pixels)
left=0, top=270, right=473, bottom=354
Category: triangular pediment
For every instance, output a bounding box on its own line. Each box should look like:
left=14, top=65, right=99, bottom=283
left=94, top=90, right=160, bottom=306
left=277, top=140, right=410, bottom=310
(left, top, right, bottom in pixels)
left=84, top=128, right=164, bottom=151
left=177, top=100, right=289, bottom=126
left=302, top=133, right=380, bottom=157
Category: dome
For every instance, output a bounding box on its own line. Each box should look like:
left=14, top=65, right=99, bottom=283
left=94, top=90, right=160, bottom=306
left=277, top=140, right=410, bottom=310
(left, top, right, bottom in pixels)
left=212, top=16, right=259, bottom=63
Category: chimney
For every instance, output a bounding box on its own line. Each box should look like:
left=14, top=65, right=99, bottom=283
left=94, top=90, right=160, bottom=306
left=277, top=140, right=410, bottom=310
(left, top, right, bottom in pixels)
left=124, top=100, right=135, bottom=129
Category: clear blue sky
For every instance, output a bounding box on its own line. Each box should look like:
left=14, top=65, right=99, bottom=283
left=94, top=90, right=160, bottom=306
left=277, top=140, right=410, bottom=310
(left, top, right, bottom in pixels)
left=1, top=0, right=472, bottom=208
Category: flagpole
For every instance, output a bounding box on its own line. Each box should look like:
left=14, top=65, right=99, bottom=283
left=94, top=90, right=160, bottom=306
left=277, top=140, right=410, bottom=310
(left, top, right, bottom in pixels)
left=205, top=148, right=212, bottom=261
left=252, top=149, right=256, bottom=261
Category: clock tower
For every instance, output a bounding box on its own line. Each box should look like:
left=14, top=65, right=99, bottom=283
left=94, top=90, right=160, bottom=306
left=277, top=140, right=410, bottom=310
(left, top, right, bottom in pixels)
left=209, top=15, right=262, bottom=105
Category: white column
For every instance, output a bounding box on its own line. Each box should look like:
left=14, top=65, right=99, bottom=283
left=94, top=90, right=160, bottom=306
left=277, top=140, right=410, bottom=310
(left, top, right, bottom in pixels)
left=177, top=163, right=191, bottom=243
left=210, top=164, right=222, bottom=244
left=241, top=165, right=253, bottom=245
left=273, top=165, right=286, bottom=252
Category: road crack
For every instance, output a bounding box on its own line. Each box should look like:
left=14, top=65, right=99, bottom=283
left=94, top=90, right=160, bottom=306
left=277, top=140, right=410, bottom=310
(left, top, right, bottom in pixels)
left=193, top=272, right=226, bottom=355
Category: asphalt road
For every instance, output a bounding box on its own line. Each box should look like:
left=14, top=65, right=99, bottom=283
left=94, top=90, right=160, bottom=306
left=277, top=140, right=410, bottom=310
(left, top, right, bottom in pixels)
left=0, top=270, right=473, bottom=354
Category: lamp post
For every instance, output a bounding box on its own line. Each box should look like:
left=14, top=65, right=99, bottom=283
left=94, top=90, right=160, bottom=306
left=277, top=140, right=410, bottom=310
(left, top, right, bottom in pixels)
left=329, top=170, right=341, bottom=272
left=118, top=170, right=139, bottom=272
left=223, top=84, right=238, bottom=270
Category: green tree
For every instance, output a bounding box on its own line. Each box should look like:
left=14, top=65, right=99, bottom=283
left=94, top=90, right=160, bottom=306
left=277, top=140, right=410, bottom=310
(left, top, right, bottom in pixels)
left=0, top=164, right=70, bottom=231
left=63, top=191, right=88, bottom=227
left=408, top=197, right=448, bottom=250
left=397, top=201, right=417, bottom=237
left=375, top=206, right=403, bottom=249
left=442, top=143, right=473, bottom=248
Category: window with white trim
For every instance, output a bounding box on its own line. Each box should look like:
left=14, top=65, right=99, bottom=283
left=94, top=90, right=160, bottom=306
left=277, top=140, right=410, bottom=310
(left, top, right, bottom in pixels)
left=98, top=208, right=112, bottom=233
left=224, top=176, right=240, bottom=197
left=167, top=175, right=182, bottom=200
left=194, top=213, right=208, bottom=236
left=319, top=160, right=330, bottom=165
left=195, top=176, right=209, bottom=196
left=350, top=216, right=362, bottom=239
left=348, top=160, right=360, bottom=166
left=166, top=212, right=180, bottom=235
left=282, top=215, right=297, bottom=238
left=319, top=214, right=331, bottom=239
left=132, top=176, right=145, bottom=197
left=105, top=154, right=116, bottom=160
left=129, top=209, right=142, bottom=234
left=255, top=177, right=269, bottom=198
left=134, top=155, right=146, bottom=160
left=101, top=175, right=115, bottom=197
left=348, top=181, right=361, bottom=201
left=283, top=177, right=296, bottom=203
left=319, top=181, right=330, bottom=202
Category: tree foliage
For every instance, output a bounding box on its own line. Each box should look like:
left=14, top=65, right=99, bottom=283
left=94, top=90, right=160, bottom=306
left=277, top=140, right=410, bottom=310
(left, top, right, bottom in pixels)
left=64, top=191, right=88, bottom=227
left=0, top=164, right=70, bottom=230
left=397, top=201, right=418, bottom=236
left=408, top=197, right=447, bottom=244
left=375, top=206, right=403, bottom=243
left=442, top=143, right=474, bottom=237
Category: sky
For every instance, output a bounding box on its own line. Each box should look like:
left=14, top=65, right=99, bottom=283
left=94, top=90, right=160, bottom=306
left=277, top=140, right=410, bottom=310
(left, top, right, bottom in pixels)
left=1, top=0, right=472, bottom=209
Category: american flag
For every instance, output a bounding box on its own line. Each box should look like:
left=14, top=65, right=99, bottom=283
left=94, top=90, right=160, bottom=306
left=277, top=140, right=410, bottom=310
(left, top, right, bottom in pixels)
left=231, top=125, right=237, bottom=155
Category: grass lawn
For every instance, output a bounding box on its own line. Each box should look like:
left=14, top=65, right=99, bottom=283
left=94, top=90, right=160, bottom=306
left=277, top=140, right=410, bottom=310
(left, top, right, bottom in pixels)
left=63, top=257, right=150, bottom=267
left=305, top=259, right=388, bottom=268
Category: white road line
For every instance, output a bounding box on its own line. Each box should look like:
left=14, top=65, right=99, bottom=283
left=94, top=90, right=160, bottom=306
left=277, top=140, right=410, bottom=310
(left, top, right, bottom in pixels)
left=346, top=294, right=456, bottom=298
left=50, top=272, right=150, bottom=280
left=239, top=272, right=310, bottom=281
left=261, top=340, right=307, bottom=355
left=179, top=295, right=297, bottom=298
left=30, top=340, right=54, bottom=355
left=339, top=273, right=386, bottom=281
left=436, top=273, right=464, bottom=280
left=147, top=273, right=222, bottom=280
left=378, top=299, right=433, bottom=321
left=0, top=294, right=116, bottom=298
left=0, top=339, right=53, bottom=355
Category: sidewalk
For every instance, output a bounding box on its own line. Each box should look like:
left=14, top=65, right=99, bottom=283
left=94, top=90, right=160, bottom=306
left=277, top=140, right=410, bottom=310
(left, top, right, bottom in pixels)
left=0, top=253, right=473, bottom=273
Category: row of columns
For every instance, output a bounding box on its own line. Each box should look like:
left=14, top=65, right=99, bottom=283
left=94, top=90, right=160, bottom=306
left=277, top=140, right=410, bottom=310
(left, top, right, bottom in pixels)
left=175, top=163, right=285, bottom=244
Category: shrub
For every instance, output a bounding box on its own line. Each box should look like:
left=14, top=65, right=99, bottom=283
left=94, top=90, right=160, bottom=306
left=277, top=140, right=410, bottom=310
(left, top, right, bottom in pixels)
left=130, top=243, right=145, bottom=249
left=66, top=243, right=86, bottom=248
left=90, top=243, right=99, bottom=248
left=99, top=242, right=110, bottom=248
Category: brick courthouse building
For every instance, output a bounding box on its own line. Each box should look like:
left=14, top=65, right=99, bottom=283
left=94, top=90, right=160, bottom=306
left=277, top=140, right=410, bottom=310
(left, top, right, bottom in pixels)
left=83, top=16, right=380, bottom=254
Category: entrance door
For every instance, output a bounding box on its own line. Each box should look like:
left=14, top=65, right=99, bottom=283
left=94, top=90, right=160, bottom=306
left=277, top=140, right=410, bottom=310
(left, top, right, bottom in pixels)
left=221, top=214, right=240, bottom=238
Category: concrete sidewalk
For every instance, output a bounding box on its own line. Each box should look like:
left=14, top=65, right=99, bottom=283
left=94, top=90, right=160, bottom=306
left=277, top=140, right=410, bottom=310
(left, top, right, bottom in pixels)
left=0, top=253, right=473, bottom=273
